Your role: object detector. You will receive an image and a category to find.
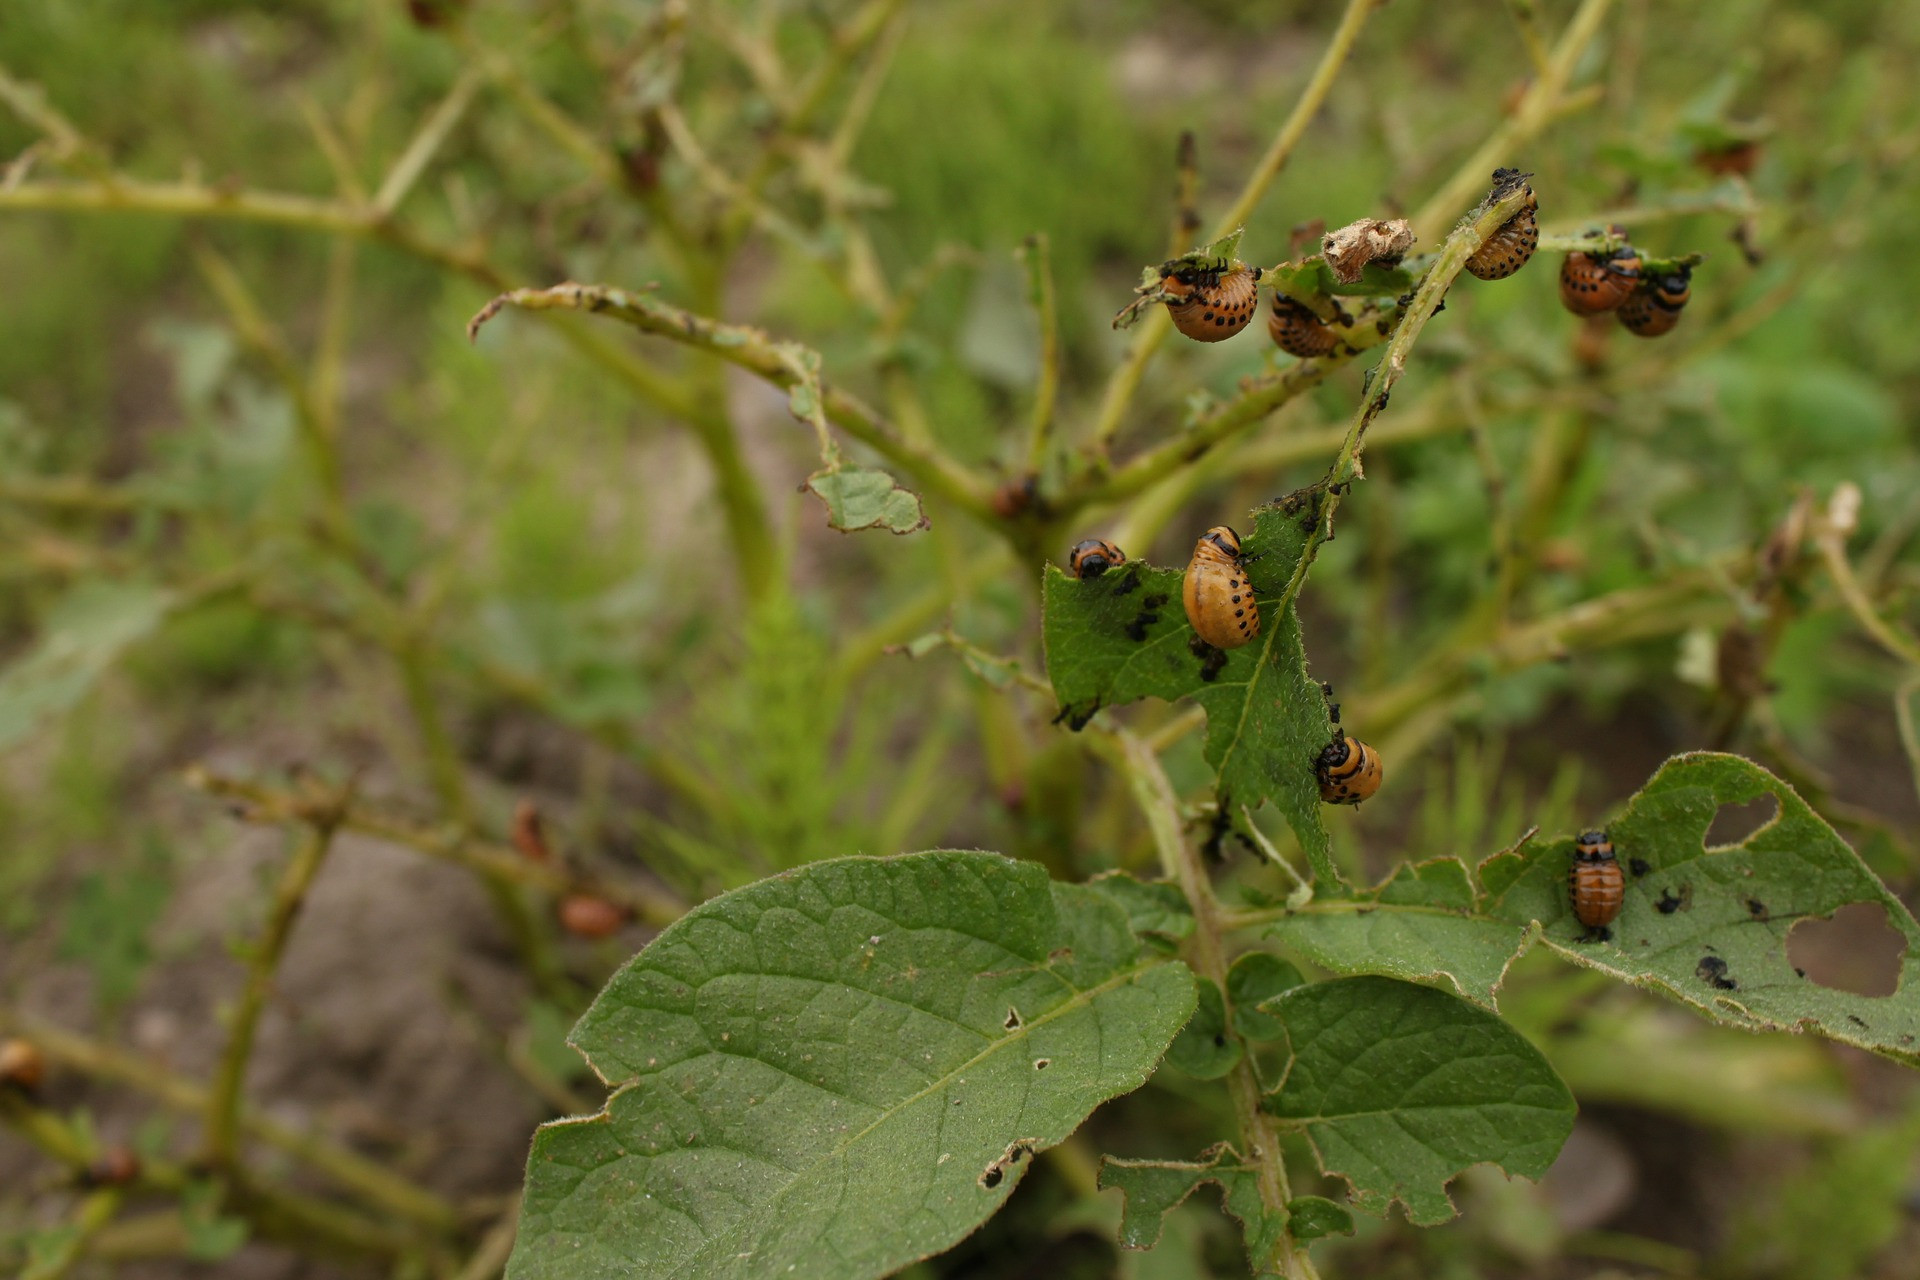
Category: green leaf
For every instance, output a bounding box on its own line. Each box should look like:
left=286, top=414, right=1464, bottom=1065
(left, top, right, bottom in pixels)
left=804, top=465, right=930, bottom=535
left=1225, top=953, right=1303, bottom=1042
left=1266, top=858, right=1534, bottom=1009
left=0, top=581, right=176, bottom=751
left=509, top=851, right=1195, bottom=1280
left=1086, top=871, right=1194, bottom=942
left=1263, top=976, right=1575, bottom=1226
left=1099, top=1145, right=1285, bottom=1273
left=1282, top=1196, right=1354, bottom=1241
left=1165, top=978, right=1240, bottom=1079
left=1042, top=496, right=1339, bottom=882
left=1480, top=751, right=1920, bottom=1064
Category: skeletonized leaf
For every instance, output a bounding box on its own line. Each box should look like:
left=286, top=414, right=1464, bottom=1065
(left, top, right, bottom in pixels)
left=509, top=851, right=1195, bottom=1280
left=1263, top=976, right=1575, bottom=1226
left=1267, top=858, right=1533, bottom=1009
left=1042, top=497, right=1340, bottom=882
left=1480, top=751, right=1920, bottom=1064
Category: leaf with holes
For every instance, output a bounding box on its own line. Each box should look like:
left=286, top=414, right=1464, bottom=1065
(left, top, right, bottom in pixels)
left=508, top=851, right=1196, bottom=1280
left=1480, top=751, right=1920, bottom=1065
left=1099, top=1145, right=1285, bottom=1271
left=1042, top=496, right=1340, bottom=881
left=1267, top=858, right=1534, bottom=1010
left=1263, top=976, right=1575, bottom=1226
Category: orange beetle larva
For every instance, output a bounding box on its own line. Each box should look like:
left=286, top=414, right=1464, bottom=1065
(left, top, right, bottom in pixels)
left=1558, top=248, right=1642, bottom=315
left=0, top=1038, right=45, bottom=1093
left=1465, top=172, right=1539, bottom=281
left=1162, top=259, right=1262, bottom=342
left=1267, top=295, right=1340, bottom=358
left=1182, top=526, right=1259, bottom=649
left=1618, top=267, right=1692, bottom=338
left=1570, top=829, right=1624, bottom=939
left=1067, top=539, right=1126, bottom=580
left=1315, top=733, right=1383, bottom=805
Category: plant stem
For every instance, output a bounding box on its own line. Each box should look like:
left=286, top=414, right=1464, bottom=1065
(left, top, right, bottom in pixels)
left=1019, top=233, right=1061, bottom=475
left=204, top=820, right=341, bottom=1168
left=0, top=1007, right=462, bottom=1232
left=1408, top=0, right=1616, bottom=244
left=184, top=766, right=684, bottom=926
left=1113, top=730, right=1316, bottom=1279
left=1268, top=181, right=1539, bottom=620
left=468, top=283, right=997, bottom=523
left=1086, top=0, right=1382, bottom=454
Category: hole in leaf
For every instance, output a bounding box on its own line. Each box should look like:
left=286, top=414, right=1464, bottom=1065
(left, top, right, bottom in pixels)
left=1004, top=1008, right=1022, bottom=1031
left=1786, top=903, right=1905, bottom=997
left=1703, top=794, right=1778, bottom=847
left=1033, top=1058, right=1050, bottom=1071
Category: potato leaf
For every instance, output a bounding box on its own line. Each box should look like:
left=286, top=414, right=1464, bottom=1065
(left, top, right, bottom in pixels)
left=1263, top=976, right=1575, bottom=1226
left=509, top=851, right=1196, bottom=1280
left=1480, top=751, right=1920, bottom=1065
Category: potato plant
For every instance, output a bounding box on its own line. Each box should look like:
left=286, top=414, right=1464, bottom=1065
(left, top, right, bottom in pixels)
left=2, top=2, right=1919, bottom=1279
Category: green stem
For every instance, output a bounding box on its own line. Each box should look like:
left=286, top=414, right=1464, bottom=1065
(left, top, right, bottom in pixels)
left=205, top=821, right=340, bottom=1167
left=1112, top=730, right=1316, bottom=1280
left=1408, top=0, right=1616, bottom=243
left=468, top=283, right=997, bottom=524
left=0, top=1008, right=461, bottom=1232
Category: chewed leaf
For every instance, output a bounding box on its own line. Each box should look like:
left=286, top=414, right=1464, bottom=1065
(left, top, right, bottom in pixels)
left=1480, top=751, right=1920, bottom=1064
left=805, top=466, right=930, bottom=534
left=1042, top=495, right=1339, bottom=883
left=1263, top=977, right=1575, bottom=1226
left=1099, top=1145, right=1285, bottom=1271
left=1267, top=858, right=1534, bottom=1009
left=509, top=851, right=1195, bottom=1280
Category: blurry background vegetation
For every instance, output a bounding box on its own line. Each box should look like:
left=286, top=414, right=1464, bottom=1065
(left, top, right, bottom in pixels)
left=2, top=0, right=1920, bottom=1276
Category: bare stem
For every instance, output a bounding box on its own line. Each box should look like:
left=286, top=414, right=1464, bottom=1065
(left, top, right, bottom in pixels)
left=204, top=816, right=343, bottom=1168
left=1408, top=0, right=1616, bottom=244
left=184, top=766, right=684, bottom=926
left=468, top=282, right=997, bottom=523
left=1019, top=234, right=1062, bottom=474
left=0, top=1008, right=461, bottom=1231
left=1269, top=181, right=1540, bottom=619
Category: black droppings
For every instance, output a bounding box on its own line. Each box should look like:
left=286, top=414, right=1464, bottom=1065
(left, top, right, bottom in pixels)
left=1628, top=857, right=1651, bottom=878
left=1746, top=898, right=1770, bottom=921
left=1696, top=955, right=1737, bottom=991
left=1109, top=567, right=1144, bottom=596
left=1198, top=646, right=1229, bottom=682
left=1795, top=967, right=1807, bottom=978
left=1052, top=698, right=1101, bottom=732
left=1123, top=611, right=1160, bottom=642
left=1142, top=593, right=1170, bottom=609
left=1655, top=887, right=1685, bottom=914
left=1846, top=1014, right=1869, bottom=1030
